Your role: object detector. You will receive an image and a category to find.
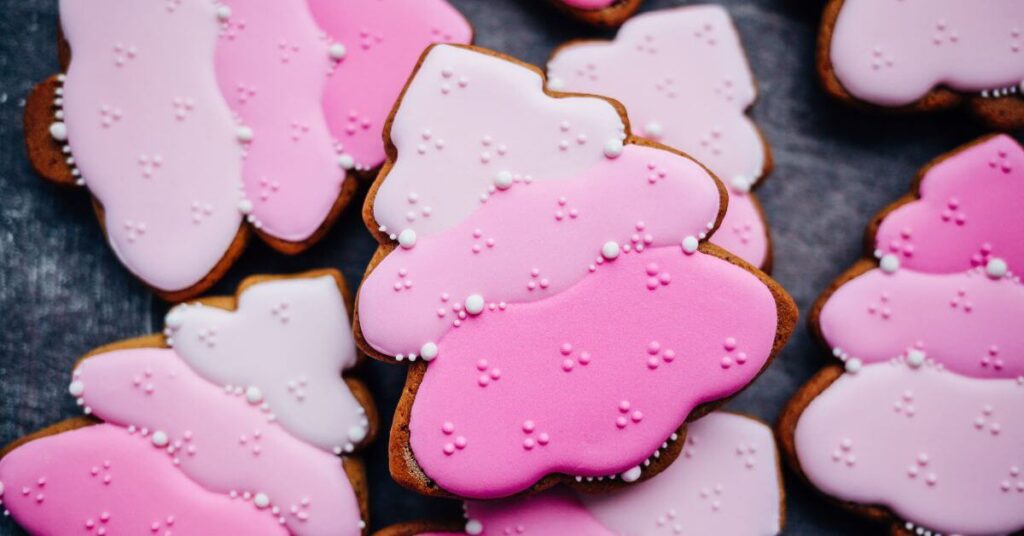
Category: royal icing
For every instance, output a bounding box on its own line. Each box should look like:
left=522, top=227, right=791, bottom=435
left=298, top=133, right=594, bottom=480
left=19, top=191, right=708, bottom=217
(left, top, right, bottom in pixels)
left=829, top=0, right=1024, bottom=106
left=547, top=5, right=770, bottom=267
left=415, top=413, right=782, bottom=536
left=558, top=0, right=618, bottom=9
left=795, top=363, right=1024, bottom=536
left=0, top=275, right=368, bottom=535
left=306, top=0, right=473, bottom=172
left=358, top=45, right=788, bottom=498
left=0, top=424, right=287, bottom=535
left=794, top=135, right=1024, bottom=535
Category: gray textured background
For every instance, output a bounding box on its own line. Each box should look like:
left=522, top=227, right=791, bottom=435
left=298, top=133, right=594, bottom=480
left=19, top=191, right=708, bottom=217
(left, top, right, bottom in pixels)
left=0, top=0, right=1007, bottom=534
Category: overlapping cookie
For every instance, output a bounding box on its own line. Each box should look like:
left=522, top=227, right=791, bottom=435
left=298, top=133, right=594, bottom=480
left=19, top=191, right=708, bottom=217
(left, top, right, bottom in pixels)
left=548, top=5, right=774, bottom=270
left=545, top=0, right=644, bottom=29
left=0, top=271, right=376, bottom=535
left=375, top=413, right=783, bottom=536
left=818, top=0, right=1024, bottom=129
left=354, top=43, right=797, bottom=499
left=24, top=0, right=471, bottom=301
left=778, top=135, right=1024, bottom=536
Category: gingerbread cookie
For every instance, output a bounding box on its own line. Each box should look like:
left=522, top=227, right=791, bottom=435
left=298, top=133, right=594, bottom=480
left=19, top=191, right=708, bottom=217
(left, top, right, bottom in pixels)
left=375, top=413, right=783, bottom=536
left=25, top=0, right=471, bottom=301
left=778, top=134, right=1024, bottom=536
left=0, top=271, right=376, bottom=535
left=548, top=5, right=774, bottom=270
left=354, top=43, right=796, bottom=499
left=545, top=0, right=644, bottom=29
left=818, top=0, right=1024, bottom=129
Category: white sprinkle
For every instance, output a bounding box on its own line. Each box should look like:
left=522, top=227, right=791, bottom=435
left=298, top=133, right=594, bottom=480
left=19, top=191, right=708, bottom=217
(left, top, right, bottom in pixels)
left=238, top=199, right=253, bottom=215
left=338, top=154, right=355, bottom=170
left=328, top=43, right=347, bottom=61
left=237, top=126, right=254, bottom=142
left=681, top=235, right=699, bottom=254
left=398, top=229, right=417, bottom=249
left=621, top=466, right=642, bottom=482
left=547, top=77, right=565, bottom=91
left=494, top=170, right=514, bottom=190
left=730, top=176, right=752, bottom=193
left=465, top=294, right=485, bottom=315
left=216, top=5, right=231, bottom=20
left=420, top=342, right=439, bottom=362
left=601, top=241, right=621, bottom=260
left=245, top=386, right=264, bottom=404
left=465, top=519, right=483, bottom=535
left=986, top=258, right=1008, bottom=279
left=164, top=310, right=184, bottom=329
left=347, top=424, right=368, bottom=443
left=603, top=139, right=624, bottom=159
left=151, top=431, right=169, bottom=447
left=68, top=381, right=85, bottom=396
left=879, top=254, right=900, bottom=273
left=254, top=493, right=270, bottom=509
left=845, top=358, right=863, bottom=374
left=906, top=350, right=926, bottom=368
left=49, top=122, right=68, bottom=141
left=644, top=121, right=663, bottom=138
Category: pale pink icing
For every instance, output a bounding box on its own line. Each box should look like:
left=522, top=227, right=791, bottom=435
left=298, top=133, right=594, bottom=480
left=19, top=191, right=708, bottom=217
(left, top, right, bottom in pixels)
left=408, top=247, right=779, bottom=498
left=0, top=424, right=285, bottom=535
left=414, top=413, right=781, bottom=536
left=215, top=0, right=345, bottom=242
left=372, top=44, right=627, bottom=241
left=794, top=362, right=1024, bottom=536
left=819, top=267, right=1024, bottom=379
left=547, top=5, right=770, bottom=267
left=59, top=0, right=243, bottom=292
left=166, top=276, right=369, bottom=453
left=830, top=0, right=1024, bottom=106
left=359, top=145, right=721, bottom=358
left=559, top=0, right=617, bottom=9
left=73, top=348, right=363, bottom=536
left=306, top=0, right=472, bottom=172
left=875, top=135, right=1024, bottom=274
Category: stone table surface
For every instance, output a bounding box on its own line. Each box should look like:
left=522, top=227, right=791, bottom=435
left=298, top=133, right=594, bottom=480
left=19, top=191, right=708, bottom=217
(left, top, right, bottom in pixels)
left=0, top=0, right=1009, bottom=534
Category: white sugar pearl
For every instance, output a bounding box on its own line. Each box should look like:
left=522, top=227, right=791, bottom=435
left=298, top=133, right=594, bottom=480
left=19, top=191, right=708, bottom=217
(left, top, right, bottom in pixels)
left=601, top=241, right=620, bottom=260
left=245, top=386, right=264, bottom=404
left=547, top=77, right=565, bottom=91
left=731, top=176, right=752, bottom=193
left=254, top=493, right=270, bottom=509
left=644, top=121, right=663, bottom=138
left=494, top=170, right=514, bottom=190
left=238, top=199, right=254, bottom=215
left=621, top=465, right=642, bottom=482
left=338, top=154, right=355, bottom=170
left=398, top=229, right=417, bottom=249
left=165, top=310, right=184, bottom=329
left=328, top=43, right=347, bottom=60
left=216, top=5, right=231, bottom=20
left=603, top=139, right=624, bottom=159
left=681, top=235, right=699, bottom=254
left=906, top=350, right=926, bottom=368
left=348, top=425, right=367, bottom=443
left=49, top=122, right=68, bottom=141
left=151, top=431, right=169, bottom=447
left=465, top=520, right=483, bottom=535
left=879, top=254, right=900, bottom=274
left=465, top=294, right=485, bottom=315
left=845, top=358, right=863, bottom=374
left=68, top=380, right=85, bottom=396
left=237, top=126, right=254, bottom=142
left=420, top=342, right=439, bottom=362
left=986, top=258, right=1008, bottom=279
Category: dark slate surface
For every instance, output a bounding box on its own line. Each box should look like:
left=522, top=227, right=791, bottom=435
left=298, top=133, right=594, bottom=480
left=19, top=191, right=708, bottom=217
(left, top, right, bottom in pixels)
left=0, top=0, right=1008, bottom=534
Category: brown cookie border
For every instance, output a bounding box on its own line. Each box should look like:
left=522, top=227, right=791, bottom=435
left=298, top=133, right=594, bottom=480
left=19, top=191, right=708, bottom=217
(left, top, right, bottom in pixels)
left=352, top=42, right=797, bottom=499
left=22, top=10, right=475, bottom=302
left=777, top=134, right=1024, bottom=536
left=817, top=0, right=1024, bottom=130
left=373, top=412, right=787, bottom=536
left=546, top=11, right=777, bottom=273
left=543, top=0, right=644, bottom=29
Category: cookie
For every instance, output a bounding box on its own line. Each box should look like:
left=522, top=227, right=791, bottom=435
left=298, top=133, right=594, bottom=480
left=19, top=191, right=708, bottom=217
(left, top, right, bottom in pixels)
left=354, top=43, right=797, bottom=499
left=778, top=134, right=1024, bottom=536
left=24, top=0, right=471, bottom=301
left=544, top=0, right=644, bottom=29
left=0, top=270, right=376, bottom=535
left=818, top=0, right=1024, bottom=129
left=375, top=413, right=784, bottom=536
left=548, top=5, right=774, bottom=270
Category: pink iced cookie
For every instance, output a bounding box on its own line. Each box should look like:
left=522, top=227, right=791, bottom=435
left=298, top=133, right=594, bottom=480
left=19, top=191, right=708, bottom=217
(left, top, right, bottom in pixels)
left=216, top=0, right=347, bottom=243
left=384, top=413, right=783, bottom=536
left=307, top=0, right=472, bottom=172
left=794, top=363, right=1024, bottom=536
left=560, top=0, right=617, bottom=8
left=0, top=424, right=286, bottom=535
left=548, top=5, right=772, bottom=268
left=828, top=0, right=1024, bottom=107
left=358, top=44, right=792, bottom=500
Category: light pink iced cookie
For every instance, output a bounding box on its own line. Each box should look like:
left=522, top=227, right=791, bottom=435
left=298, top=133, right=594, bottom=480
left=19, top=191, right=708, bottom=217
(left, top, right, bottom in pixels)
left=355, top=44, right=796, bottom=499
left=377, top=413, right=783, bottom=536
left=781, top=135, right=1024, bottom=536
left=821, top=0, right=1024, bottom=128
left=0, top=271, right=374, bottom=536
left=306, top=0, right=472, bottom=173
left=548, top=5, right=773, bottom=269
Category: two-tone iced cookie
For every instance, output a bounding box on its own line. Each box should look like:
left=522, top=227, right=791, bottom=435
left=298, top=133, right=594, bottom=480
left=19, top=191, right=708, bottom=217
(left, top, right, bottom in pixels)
left=24, top=0, right=471, bottom=300
left=819, top=0, right=1024, bottom=129
left=548, top=5, right=774, bottom=269
left=0, top=271, right=376, bottom=535
left=779, top=135, right=1024, bottom=536
left=375, top=413, right=783, bottom=536
left=355, top=43, right=796, bottom=499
